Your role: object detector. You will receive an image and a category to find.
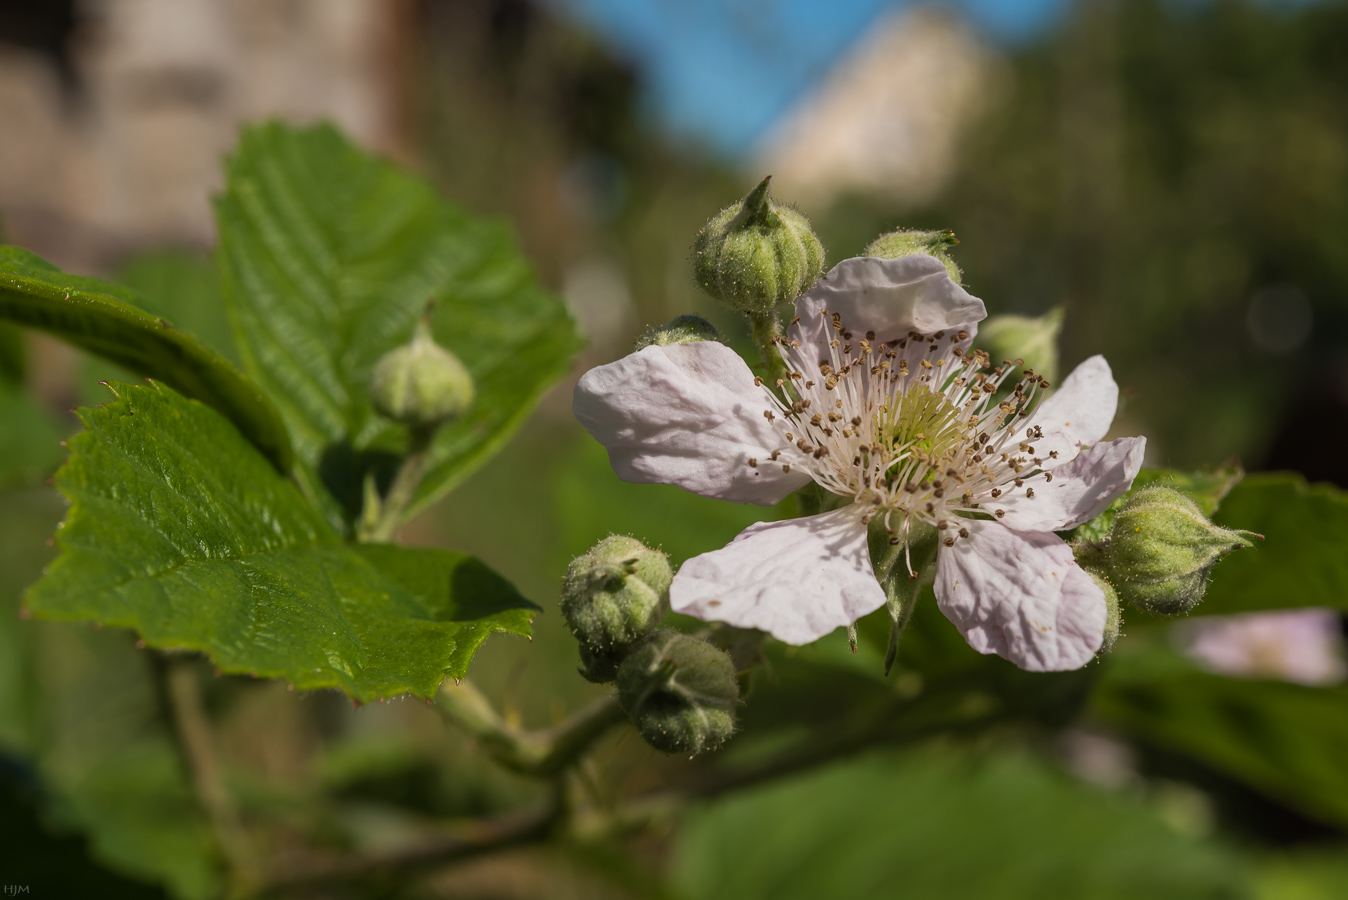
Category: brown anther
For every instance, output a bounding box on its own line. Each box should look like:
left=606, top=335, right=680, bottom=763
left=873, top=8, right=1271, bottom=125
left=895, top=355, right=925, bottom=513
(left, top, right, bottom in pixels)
left=770, top=450, right=781, bottom=461
left=937, top=520, right=949, bottom=530
left=995, top=509, right=1005, bottom=518
left=943, top=537, right=956, bottom=547
left=1045, top=473, right=1053, bottom=483
left=782, top=464, right=792, bottom=473
left=958, top=527, right=969, bottom=538
left=748, top=458, right=758, bottom=467
left=1026, top=488, right=1035, bottom=498
left=763, top=410, right=776, bottom=421
left=991, top=488, right=1002, bottom=498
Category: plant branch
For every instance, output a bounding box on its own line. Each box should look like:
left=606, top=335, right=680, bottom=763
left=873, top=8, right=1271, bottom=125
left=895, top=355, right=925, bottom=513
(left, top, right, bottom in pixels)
left=436, top=680, right=627, bottom=777
left=162, top=655, right=258, bottom=894
left=361, top=426, right=434, bottom=542
left=575, top=682, right=1006, bottom=841
left=256, top=794, right=561, bottom=897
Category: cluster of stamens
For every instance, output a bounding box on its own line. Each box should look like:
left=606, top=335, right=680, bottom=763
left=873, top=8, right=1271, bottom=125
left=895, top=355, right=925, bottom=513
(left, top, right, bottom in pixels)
left=745, top=308, right=1058, bottom=566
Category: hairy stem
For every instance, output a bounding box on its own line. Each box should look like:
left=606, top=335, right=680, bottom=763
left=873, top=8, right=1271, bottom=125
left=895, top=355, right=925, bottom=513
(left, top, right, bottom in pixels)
left=162, top=655, right=258, bottom=894
left=748, top=310, right=788, bottom=389
left=436, top=680, right=627, bottom=777
left=361, top=426, right=434, bottom=542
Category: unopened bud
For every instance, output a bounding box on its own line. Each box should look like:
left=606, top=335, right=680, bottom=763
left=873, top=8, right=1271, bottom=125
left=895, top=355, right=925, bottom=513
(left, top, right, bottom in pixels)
left=693, top=177, right=825, bottom=315
left=634, top=314, right=722, bottom=351
left=863, top=229, right=963, bottom=285
left=561, top=535, right=671, bottom=683
left=1108, top=486, right=1256, bottom=615
left=617, top=630, right=738, bottom=755
left=370, top=316, right=474, bottom=428
left=1073, top=542, right=1121, bottom=654
left=977, top=307, right=1064, bottom=385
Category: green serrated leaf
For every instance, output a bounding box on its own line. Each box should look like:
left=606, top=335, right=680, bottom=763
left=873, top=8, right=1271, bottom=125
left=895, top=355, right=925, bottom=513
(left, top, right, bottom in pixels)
left=25, top=381, right=536, bottom=701
left=1095, top=671, right=1348, bottom=828
left=1197, top=472, right=1348, bottom=614
left=0, top=246, right=292, bottom=474
left=214, top=121, right=582, bottom=529
left=1063, top=461, right=1244, bottom=543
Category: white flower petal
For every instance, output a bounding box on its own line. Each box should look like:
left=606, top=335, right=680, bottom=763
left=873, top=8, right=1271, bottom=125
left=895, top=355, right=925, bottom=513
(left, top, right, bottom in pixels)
left=935, top=520, right=1105, bottom=671
left=791, top=256, right=986, bottom=355
left=1023, top=355, right=1118, bottom=465
left=670, top=505, right=885, bottom=645
left=574, top=342, right=811, bottom=505
left=999, top=436, right=1146, bottom=532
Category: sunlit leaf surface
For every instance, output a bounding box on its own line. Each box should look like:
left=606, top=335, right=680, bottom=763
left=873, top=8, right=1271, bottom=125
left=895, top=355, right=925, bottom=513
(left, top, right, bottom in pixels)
left=215, top=122, right=582, bottom=528
left=25, top=382, right=535, bottom=701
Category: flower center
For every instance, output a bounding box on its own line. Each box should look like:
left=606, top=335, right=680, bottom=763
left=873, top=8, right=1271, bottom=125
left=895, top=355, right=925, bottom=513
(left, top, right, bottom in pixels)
left=744, top=308, right=1059, bottom=555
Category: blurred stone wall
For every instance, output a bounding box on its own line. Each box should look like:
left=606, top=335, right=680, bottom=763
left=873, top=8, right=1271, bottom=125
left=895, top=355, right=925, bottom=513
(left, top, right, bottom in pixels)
left=0, top=0, right=409, bottom=273
left=755, top=8, right=994, bottom=211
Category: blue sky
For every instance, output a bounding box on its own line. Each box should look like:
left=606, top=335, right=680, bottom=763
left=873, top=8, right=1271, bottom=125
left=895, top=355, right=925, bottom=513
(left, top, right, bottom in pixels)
left=547, top=0, right=1069, bottom=158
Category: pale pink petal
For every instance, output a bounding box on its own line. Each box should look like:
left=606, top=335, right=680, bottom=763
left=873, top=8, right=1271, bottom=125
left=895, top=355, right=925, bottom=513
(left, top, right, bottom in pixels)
left=670, top=505, right=885, bottom=645
left=934, top=520, right=1105, bottom=671
left=999, top=437, right=1146, bottom=533
left=1023, top=355, right=1118, bottom=465
left=574, top=342, right=811, bottom=505
left=790, top=256, right=986, bottom=357
left=1174, top=609, right=1348, bottom=686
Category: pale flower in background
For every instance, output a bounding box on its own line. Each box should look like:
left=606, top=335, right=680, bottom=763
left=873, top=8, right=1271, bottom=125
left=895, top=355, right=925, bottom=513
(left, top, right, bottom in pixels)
left=1174, top=609, right=1348, bottom=685
left=574, top=255, right=1145, bottom=672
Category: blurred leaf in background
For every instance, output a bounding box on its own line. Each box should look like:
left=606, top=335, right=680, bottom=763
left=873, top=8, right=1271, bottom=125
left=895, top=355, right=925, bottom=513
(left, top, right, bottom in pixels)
left=674, top=747, right=1244, bottom=900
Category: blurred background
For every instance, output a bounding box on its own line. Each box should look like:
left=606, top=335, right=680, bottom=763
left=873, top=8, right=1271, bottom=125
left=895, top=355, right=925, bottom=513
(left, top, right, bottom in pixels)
left=2, top=0, right=1347, bottom=897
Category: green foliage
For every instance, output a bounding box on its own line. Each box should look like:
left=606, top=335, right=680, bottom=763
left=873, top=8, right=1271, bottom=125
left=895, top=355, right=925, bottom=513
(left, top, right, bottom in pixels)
left=0, top=320, right=24, bottom=383
left=25, top=381, right=535, bottom=701
left=0, top=380, right=66, bottom=488
left=214, top=122, right=582, bottom=528
left=50, top=744, right=218, bottom=899
left=0, top=764, right=172, bottom=899
left=0, top=246, right=291, bottom=473
left=115, top=250, right=237, bottom=364
left=1095, top=672, right=1348, bottom=829
left=1201, top=473, right=1348, bottom=614
left=674, top=748, right=1244, bottom=900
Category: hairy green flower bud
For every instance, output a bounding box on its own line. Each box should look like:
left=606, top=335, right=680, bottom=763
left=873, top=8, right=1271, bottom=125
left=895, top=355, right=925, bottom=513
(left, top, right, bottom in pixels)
left=1073, top=542, right=1121, bottom=654
left=693, top=177, right=825, bottom=315
left=1108, top=486, right=1256, bottom=615
left=369, top=317, right=474, bottom=428
left=863, top=228, right=963, bottom=285
left=561, top=535, right=671, bottom=683
left=617, top=630, right=738, bottom=755
left=1093, top=569, right=1123, bottom=654
left=634, top=314, right=722, bottom=351
left=977, top=307, right=1064, bottom=385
